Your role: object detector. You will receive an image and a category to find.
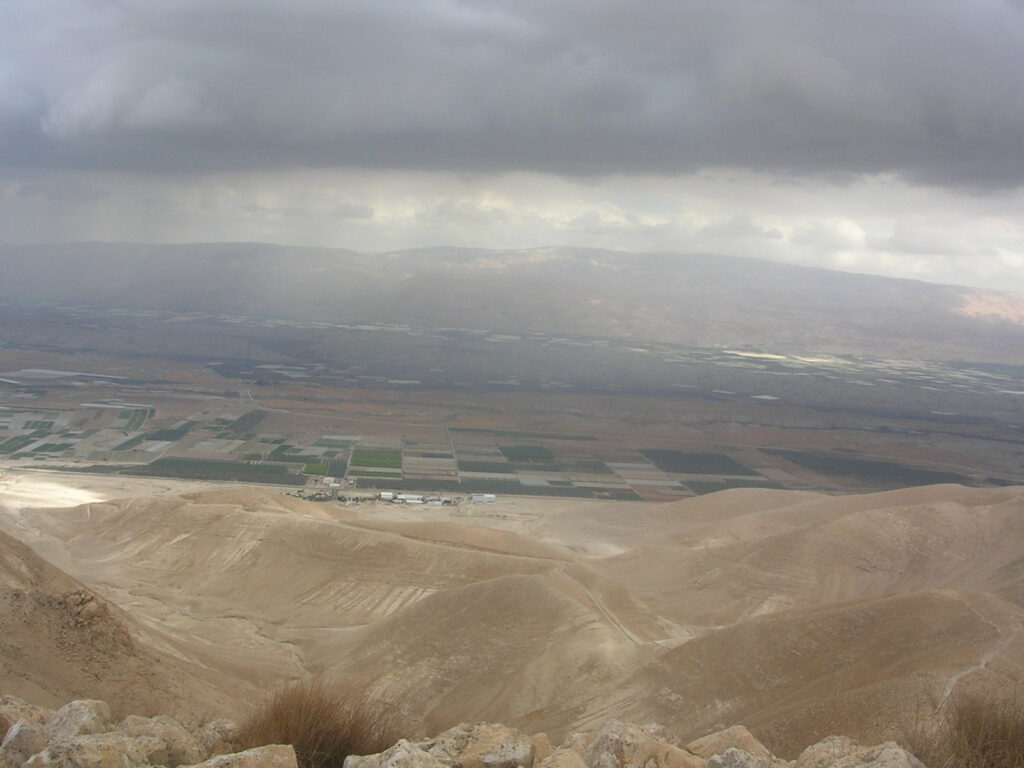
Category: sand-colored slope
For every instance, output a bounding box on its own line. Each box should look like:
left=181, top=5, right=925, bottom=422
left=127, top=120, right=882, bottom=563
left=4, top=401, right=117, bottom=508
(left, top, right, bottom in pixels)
left=572, top=589, right=1024, bottom=757
left=601, top=485, right=1024, bottom=626
left=6, top=479, right=1024, bottom=758
left=0, top=528, right=244, bottom=718
left=11, top=488, right=661, bottom=695
left=339, top=571, right=649, bottom=735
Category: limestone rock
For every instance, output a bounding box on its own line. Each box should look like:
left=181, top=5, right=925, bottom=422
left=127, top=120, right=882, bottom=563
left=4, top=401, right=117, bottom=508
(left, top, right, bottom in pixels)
left=636, top=726, right=683, bottom=750
left=1, top=720, right=48, bottom=768
left=794, top=738, right=923, bottom=768
left=344, top=740, right=448, bottom=768
left=43, top=702, right=112, bottom=742
left=23, top=733, right=165, bottom=768
left=194, top=720, right=238, bottom=758
left=531, top=734, right=553, bottom=766
left=687, top=727, right=771, bottom=762
left=537, top=749, right=588, bottom=768
left=187, top=744, right=298, bottom=768
left=120, top=715, right=206, bottom=767
left=794, top=737, right=859, bottom=768
left=1, top=699, right=53, bottom=739
left=706, top=749, right=774, bottom=768
left=582, top=721, right=703, bottom=768
left=557, top=733, right=595, bottom=756
left=416, top=723, right=535, bottom=768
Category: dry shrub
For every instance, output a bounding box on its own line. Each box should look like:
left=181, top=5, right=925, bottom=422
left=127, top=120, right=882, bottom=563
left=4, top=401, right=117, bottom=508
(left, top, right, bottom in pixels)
left=903, top=688, right=1024, bottom=768
left=237, top=677, right=404, bottom=768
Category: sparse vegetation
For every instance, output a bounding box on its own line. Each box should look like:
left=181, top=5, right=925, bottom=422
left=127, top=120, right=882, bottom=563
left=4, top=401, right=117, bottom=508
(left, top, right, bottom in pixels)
left=237, top=678, right=402, bottom=768
left=903, top=689, right=1024, bottom=768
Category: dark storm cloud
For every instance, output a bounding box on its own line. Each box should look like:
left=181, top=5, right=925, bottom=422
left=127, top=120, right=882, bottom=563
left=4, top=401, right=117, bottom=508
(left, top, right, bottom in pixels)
left=3, top=0, right=1023, bottom=186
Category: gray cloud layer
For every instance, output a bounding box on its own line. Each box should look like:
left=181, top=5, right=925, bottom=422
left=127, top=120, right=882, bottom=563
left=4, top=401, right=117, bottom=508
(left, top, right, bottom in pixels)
left=2, top=1, right=1024, bottom=187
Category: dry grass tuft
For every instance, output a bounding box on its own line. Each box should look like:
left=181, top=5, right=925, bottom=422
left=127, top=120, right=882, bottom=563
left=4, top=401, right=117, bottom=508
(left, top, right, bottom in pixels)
left=237, top=677, right=404, bottom=768
left=903, top=688, right=1024, bottom=768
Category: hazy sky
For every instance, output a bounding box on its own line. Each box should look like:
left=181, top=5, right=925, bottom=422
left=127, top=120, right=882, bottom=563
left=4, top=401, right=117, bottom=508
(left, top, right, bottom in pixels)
left=2, top=1, right=1024, bottom=291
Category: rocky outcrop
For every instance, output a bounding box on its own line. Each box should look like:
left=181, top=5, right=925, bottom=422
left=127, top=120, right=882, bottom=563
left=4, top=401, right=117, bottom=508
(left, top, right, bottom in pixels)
left=581, top=721, right=703, bottom=768
left=0, top=696, right=293, bottom=768
left=686, top=727, right=771, bottom=763
left=345, top=720, right=925, bottom=768
left=43, top=702, right=113, bottom=743
left=343, top=740, right=447, bottom=768
left=187, top=745, right=298, bottom=768
left=0, top=699, right=53, bottom=737
left=3, top=694, right=927, bottom=768
left=119, top=716, right=205, bottom=767
left=346, top=723, right=535, bottom=768
left=793, top=737, right=924, bottom=768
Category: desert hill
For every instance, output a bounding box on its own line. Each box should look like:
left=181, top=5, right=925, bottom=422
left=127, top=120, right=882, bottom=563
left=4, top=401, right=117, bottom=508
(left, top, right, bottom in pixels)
left=573, top=588, right=1024, bottom=753
left=0, top=527, right=243, bottom=718
left=598, top=484, right=1024, bottom=626
left=2, top=242, right=1024, bottom=361
left=4, top=474, right=1024, bottom=757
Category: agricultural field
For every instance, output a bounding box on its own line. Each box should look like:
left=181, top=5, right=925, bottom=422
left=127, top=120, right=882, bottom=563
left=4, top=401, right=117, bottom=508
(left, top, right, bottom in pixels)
left=764, top=449, right=972, bottom=489
left=125, top=458, right=305, bottom=485
left=639, top=450, right=758, bottom=476
left=2, top=325, right=1022, bottom=498
left=350, top=449, right=403, bottom=469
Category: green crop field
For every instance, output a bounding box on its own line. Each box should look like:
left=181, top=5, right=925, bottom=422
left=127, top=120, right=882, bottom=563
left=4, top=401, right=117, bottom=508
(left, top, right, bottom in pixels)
left=35, top=443, right=74, bottom=453
left=499, top=444, right=555, bottom=463
left=0, top=436, right=36, bottom=454
left=766, top=449, right=970, bottom=488
left=457, top=460, right=515, bottom=473
left=147, top=421, right=198, bottom=441
left=350, top=449, right=402, bottom=468
left=639, top=449, right=758, bottom=475
left=225, top=411, right=266, bottom=434
left=314, top=437, right=356, bottom=449
left=125, top=457, right=304, bottom=485
left=268, top=444, right=323, bottom=464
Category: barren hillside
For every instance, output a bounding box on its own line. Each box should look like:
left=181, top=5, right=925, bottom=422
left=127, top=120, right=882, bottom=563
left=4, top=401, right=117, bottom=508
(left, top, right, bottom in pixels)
left=3, top=473, right=1024, bottom=757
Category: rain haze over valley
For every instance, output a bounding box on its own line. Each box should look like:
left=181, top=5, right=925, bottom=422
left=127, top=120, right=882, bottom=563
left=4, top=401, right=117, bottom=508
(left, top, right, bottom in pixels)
left=3, top=2, right=1024, bottom=762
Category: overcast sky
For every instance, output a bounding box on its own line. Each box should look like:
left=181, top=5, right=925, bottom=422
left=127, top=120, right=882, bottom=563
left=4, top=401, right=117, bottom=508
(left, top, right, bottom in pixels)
left=2, top=0, right=1023, bottom=291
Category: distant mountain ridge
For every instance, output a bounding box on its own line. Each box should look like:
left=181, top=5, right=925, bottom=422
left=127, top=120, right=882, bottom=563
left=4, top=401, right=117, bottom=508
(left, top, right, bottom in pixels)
left=2, top=242, right=1023, bottom=362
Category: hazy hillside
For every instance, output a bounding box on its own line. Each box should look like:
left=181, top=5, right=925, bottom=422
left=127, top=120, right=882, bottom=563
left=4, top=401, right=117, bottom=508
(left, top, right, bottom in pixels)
left=3, top=243, right=1024, bottom=361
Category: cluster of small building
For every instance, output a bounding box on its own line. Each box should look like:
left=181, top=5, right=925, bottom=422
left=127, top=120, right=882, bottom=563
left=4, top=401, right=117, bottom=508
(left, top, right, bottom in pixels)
left=377, top=491, right=498, bottom=505
left=378, top=491, right=452, bottom=505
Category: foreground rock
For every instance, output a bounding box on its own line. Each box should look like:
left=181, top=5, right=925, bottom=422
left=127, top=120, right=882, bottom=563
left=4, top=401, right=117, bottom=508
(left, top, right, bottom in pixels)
left=346, top=720, right=926, bottom=768
left=793, top=737, right=924, bottom=768
left=581, top=721, right=703, bottom=768
left=3, top=694, right=927, bottom=768
left=188, top=745, right=298, bottom=768
left=0, top=696, right=295, bottom=768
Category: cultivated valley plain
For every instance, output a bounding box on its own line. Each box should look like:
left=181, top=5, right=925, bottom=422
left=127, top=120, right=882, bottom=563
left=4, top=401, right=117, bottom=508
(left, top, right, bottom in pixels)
left=3, top=244, right=1024, bottom=760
